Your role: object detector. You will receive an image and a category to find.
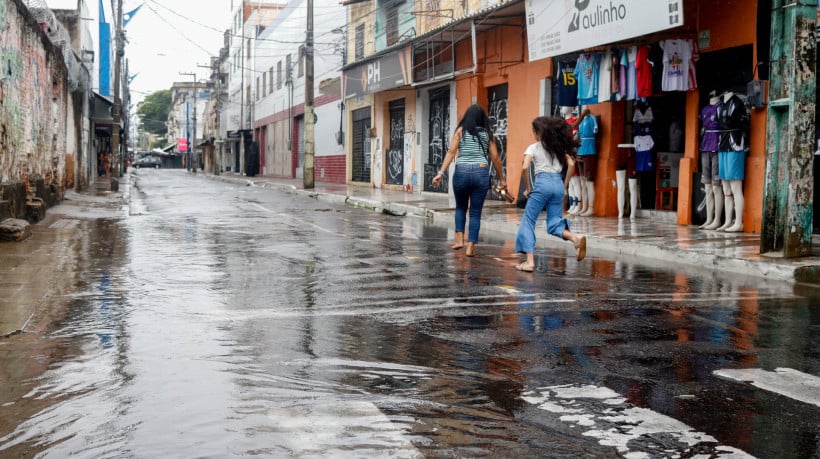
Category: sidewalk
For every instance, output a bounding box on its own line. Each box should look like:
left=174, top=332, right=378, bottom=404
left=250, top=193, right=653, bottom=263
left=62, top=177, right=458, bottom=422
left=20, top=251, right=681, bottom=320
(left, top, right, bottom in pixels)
left=213, top=172, right=820, bottom=286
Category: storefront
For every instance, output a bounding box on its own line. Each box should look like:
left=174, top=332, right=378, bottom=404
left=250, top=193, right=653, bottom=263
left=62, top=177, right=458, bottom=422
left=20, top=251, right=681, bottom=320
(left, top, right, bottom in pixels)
left=343, top=46, right=414, bottom=189
left=90, top=93, right=115, bottom=180
left=524, top=0, right=770, bottom=233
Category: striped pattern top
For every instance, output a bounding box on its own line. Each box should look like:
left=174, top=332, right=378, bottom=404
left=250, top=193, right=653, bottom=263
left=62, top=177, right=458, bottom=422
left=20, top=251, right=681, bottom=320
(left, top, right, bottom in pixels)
left=456, top=128, right=490, bottom=165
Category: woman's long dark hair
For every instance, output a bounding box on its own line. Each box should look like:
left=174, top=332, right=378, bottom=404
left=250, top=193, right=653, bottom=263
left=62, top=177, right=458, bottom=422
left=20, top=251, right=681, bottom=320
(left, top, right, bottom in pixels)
left=531, top=116, right=580, bottom=169
left=458, top=104, right=494, bottom=140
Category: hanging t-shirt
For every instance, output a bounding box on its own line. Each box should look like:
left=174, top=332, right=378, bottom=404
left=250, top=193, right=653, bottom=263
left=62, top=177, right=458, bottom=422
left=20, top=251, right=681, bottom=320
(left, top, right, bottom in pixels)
left=699, top=103, right=720, bottom=152
left=661, top=39, right=692, bottom=91
left=636, top=46, right=653, bottom=98
left=625, top=46, right=638, bottom=100
left=688, top=39, right=699, bottom=90
left=575, top=53, right=599, bottom=105
left=618, top=49, right=628, bottom=99
left=577, top=115, right=598, bottom=156
left=649, top=42, right=664, bottom=95
left=598, top=50, right=613, bottom=104
left=556, top=58, right=579, bottom=107
left=633, top=106, right=654, bottom=171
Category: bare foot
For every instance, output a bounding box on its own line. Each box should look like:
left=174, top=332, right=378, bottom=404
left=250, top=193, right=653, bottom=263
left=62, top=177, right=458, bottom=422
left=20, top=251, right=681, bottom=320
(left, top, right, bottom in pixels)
left=451, top=243, right=464, bottom=250
left=465, top=242, right=475, bottom=257
left=514, top=263, right=534, bottom=272
left=574, top=236, right=587, bottom=261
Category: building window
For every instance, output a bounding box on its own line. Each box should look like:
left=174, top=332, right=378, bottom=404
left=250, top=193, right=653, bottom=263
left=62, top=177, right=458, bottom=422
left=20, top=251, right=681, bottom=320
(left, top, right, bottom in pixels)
left=285, top=53, right=292, bottom=84
left=355, top=24, right=364, bottom=60
left=256, top=76, right=260, bottom=100
left=277, top=61, right=282, bottom=89
left=269, top=67, right=274, bottom=93
left=246, top=38, right=251, bottom=60
left=298, top=45, right=305, bottom=77
left=386, top=5, right=399, bottom=46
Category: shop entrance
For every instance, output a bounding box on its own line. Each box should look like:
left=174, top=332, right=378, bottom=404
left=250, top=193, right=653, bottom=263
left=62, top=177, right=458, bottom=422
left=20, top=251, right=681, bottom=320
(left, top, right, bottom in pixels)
left=351, top=108, right=371, bottom=183
left=386, top=99, right=405, bottom=186
left=424, top=87, right=449, bottom=193
left=487, top=84, right=508, bottom=200
left=622, top=92, right=686, bottom=214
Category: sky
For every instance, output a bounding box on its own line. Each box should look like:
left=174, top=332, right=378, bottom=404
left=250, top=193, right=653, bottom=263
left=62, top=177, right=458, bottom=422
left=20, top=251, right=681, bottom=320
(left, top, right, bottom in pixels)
left=122, top=0, right=232, bottom=104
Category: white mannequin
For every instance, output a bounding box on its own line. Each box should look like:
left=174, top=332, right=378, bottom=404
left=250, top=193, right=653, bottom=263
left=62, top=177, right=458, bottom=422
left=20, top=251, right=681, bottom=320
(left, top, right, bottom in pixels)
left=616, top=169, right=626, bottom=219
left=615, top=143, right=633, bottom=219
left=701, top=185, right=724, bottom=229
left=628, top=177, right=639, bottom=221
left=717, top=91, right=744, bottom=233
left=580, top=176, right=595, bottom=216
left=700, top=94, right=724, bottom=230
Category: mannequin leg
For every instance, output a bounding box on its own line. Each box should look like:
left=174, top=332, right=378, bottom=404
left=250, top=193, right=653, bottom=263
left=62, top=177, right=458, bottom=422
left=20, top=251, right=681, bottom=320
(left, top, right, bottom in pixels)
left=577, top=177, right=589, bottom=215
left=717, top=181, right=734, bottom=231
left=581, top=181, right=595, bottom=216
left=704, top=184, right=725, bottom=230
left=725, top=180, right=744, bottom=232
left=568, top=176, right=580, bottom=214
left=628, top=178, right=638, bottom=221
left=616, top=170, right=626, bottom=219
left=699, top=184, right=714, bottom=229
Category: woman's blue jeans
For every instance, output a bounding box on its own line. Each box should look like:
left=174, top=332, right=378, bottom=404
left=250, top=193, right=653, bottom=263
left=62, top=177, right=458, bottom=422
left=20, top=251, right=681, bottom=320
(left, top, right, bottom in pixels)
left=515, top=172, right=570, bottom=253
left=452, top=163, right=490, bottom=243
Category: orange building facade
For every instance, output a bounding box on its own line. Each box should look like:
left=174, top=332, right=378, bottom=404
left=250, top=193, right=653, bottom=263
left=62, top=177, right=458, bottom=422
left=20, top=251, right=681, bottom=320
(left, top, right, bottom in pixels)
left=343, top=0, right=768, bottom=232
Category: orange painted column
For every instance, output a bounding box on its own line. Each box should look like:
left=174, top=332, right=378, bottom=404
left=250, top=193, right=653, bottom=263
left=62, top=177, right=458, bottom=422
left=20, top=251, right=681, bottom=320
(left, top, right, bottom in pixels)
left=677, top=91, right=700, bottom=225
left=590, top=101, right=625, bottom=217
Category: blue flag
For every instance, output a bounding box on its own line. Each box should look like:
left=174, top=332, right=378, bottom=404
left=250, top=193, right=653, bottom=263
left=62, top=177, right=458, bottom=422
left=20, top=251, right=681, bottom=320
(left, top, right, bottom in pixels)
left=123, top=4, right=143, bottom=27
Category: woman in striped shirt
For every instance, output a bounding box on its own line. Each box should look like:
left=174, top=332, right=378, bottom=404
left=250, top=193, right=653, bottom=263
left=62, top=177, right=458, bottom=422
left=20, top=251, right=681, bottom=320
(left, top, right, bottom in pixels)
left=432, top=104, right=507, bottom=257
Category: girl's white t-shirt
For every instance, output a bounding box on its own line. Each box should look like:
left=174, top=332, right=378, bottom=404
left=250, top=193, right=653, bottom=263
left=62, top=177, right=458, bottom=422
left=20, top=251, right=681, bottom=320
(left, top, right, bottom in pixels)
left=525, top=142, right=562, bottom=175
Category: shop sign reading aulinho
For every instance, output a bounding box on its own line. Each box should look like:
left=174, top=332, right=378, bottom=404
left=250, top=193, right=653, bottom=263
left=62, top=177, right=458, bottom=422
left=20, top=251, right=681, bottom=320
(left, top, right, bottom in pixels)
left=525, top=0, right=684, bottom=61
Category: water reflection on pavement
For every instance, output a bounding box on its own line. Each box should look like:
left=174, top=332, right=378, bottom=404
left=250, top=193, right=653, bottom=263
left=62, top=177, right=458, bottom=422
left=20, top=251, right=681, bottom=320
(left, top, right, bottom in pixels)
left=0, top=171, right=817, bottom=458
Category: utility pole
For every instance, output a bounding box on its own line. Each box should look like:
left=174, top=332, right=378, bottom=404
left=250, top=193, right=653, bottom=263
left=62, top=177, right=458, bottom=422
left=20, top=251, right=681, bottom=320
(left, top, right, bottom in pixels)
left=111, top=0, right=123, bottom=179
left=303, top=0, right=314, bottom=189
left=180, top=72, right=197, bottom=172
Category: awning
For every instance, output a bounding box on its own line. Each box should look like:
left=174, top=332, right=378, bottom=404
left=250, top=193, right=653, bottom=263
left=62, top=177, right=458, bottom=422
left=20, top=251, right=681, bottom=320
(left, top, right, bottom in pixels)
left=162, top=144, right=175, bottom=153
left=91, top=92, right=114, bottom=123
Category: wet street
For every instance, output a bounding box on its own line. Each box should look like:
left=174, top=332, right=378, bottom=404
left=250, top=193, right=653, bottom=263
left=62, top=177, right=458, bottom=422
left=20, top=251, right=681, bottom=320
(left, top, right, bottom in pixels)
left=1, top=170, right=818, bottom=458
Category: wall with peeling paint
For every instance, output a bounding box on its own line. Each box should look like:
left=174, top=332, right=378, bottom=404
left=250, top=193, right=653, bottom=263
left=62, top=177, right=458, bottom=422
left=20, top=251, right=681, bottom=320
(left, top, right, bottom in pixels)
left=0, top=0, right=70, bottom=195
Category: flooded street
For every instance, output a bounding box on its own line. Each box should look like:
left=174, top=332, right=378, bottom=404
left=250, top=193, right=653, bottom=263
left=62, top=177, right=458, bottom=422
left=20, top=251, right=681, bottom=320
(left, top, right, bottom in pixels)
left=1, top=170, right=818, bottom=458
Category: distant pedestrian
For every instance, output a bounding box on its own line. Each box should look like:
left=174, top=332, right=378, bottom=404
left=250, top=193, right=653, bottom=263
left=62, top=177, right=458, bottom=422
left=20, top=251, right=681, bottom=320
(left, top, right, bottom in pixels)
left=432, top=104, right=507, bottom=257
left=514, top=116, right=587, bottom=272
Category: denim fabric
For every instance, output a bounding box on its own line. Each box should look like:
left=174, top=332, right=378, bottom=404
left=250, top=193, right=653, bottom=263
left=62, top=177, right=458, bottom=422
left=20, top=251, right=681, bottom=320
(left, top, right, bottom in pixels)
left=452, top=163, right=490, bottom=243
left=515, top=172, right=570, bottom=253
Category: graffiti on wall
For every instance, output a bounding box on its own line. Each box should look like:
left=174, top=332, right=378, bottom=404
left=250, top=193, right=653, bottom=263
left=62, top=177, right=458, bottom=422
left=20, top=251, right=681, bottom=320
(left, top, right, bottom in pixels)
left=0, top=1, right=68, bottom=189
left=424, top=88, right=449, bottom=193
left=487, top=85, right=508, bottom=200
left=386, top=103, right=404, bottom=185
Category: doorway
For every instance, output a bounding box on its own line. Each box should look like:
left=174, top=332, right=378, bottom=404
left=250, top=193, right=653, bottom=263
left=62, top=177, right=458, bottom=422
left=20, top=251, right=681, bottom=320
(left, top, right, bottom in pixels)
left=351, top=107, right=371, bottom=183
left=487, top=84, right=508, bottom=200
left=386, top=99, right=405, bottom=185
left=425, top=87, right=450, bottom=193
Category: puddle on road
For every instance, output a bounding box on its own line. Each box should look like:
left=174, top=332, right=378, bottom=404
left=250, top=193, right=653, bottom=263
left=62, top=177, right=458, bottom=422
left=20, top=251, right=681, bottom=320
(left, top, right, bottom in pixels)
left=1, top=178, right=818, bottom=458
